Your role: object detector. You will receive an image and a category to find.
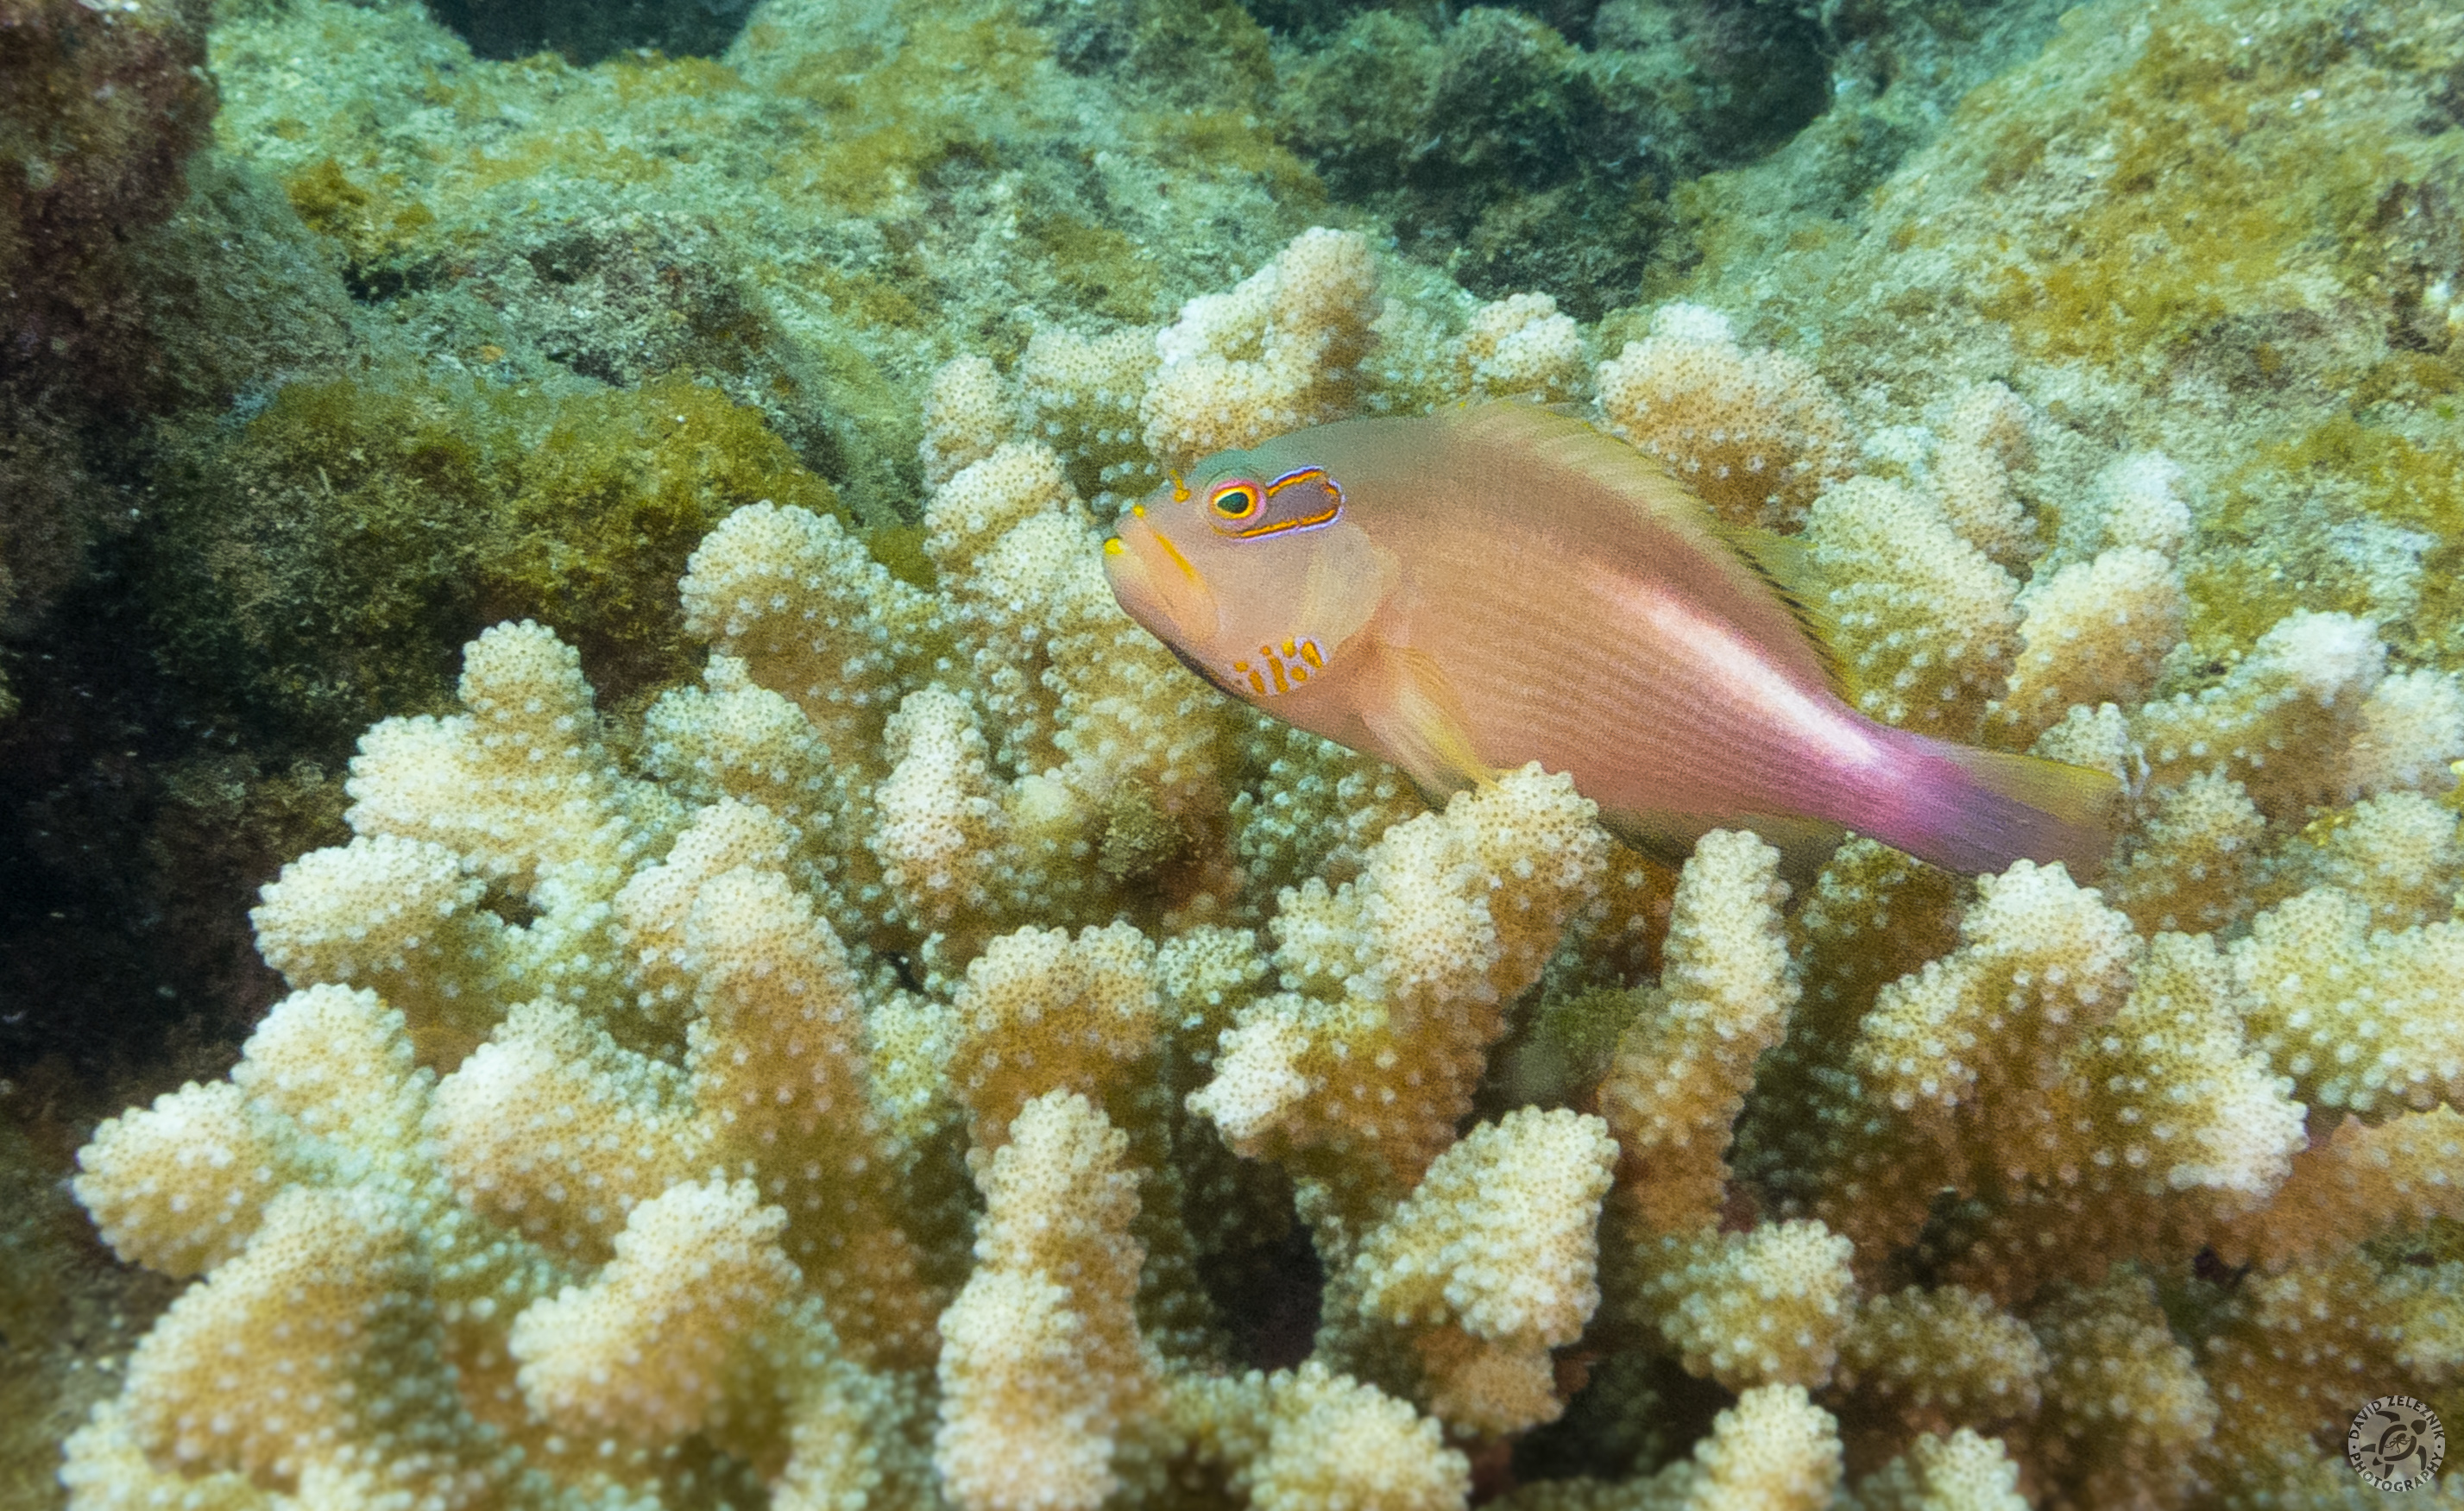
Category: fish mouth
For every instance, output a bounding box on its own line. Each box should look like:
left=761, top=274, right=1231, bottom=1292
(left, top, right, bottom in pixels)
left=1104, top=512, right=1220, bottom=645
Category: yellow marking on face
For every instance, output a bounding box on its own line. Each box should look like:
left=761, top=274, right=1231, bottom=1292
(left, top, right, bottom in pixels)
left=1299, top=640, right=1324, bottom=669
left=1131, top=503, right=1146, bottom=518
left=1103, top=537, right=1125, bottom=556
left=1150, top=528, right=1203, bottom=586
left=1169, top=473, right=1191, bottom=504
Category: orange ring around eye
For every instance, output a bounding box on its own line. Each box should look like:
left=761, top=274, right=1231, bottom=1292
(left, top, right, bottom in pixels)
left=1210, top=482, right=1261, bottom=519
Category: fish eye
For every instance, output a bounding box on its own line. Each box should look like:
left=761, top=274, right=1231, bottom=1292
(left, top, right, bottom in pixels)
left=1209, top=482, right=1261, bottom=520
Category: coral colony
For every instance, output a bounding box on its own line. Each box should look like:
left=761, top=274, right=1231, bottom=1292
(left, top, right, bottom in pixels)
left=64, top=225, right=2464, bottom=1508
left=6, top=0, right=2464, bottom=1507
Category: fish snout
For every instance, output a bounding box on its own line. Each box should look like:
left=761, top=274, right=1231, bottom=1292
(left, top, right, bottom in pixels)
left=1105, top=511, right=1220, bottom=646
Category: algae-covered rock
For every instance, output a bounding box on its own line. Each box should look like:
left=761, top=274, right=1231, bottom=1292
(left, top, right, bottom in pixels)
left=203, top=0, right=1326, bottom=523
left=0, top=0, right=217, bottom=720
left=424, top=0, right=759, bottom=65
left=1664, top=0, right=2464, bottom=666
left=0, top=0, right=216, bottom=391
left=147, top=369, right=843, bottom=744
left=1270, top=2, right=1825, bottom=315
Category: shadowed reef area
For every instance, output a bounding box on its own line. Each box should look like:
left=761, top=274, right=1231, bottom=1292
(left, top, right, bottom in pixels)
left=5, top=0, right=2464, bottom=1506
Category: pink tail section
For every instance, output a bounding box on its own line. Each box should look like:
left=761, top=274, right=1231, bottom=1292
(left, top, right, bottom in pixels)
left=1862, top=730, right=2122, bottom=881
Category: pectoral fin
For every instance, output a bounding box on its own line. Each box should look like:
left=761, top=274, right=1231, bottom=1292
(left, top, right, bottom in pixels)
left=1360, top=644, right=1496, bottom=799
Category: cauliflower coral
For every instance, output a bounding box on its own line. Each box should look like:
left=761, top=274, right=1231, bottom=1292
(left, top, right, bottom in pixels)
left=62, top=226, right=2464, bottom=1511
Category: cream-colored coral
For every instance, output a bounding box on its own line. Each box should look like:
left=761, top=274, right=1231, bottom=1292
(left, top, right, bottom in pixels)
left=1141, top=227, right=1381, bottom=468
left=640, top=661, right=870, bottom=939
left=2014, top=1274, right=2215, bottom=1511
left=2103, top=771, right=2266, bottom=935
left=871, top=683, right=1011, bottom=939
left=922, top=353, right=1015, bottom=491
left=1830, top=1287, right=2045, bottom=1442
left=1847, top=859, right=2138, bottom=1149
left=1843, top=1429, right=2028, bottom=1511
left=1813, top=868, right=2303, bottom=1294
left=948, top=922, right=1159, bottom=1153
left=1925, top=383, right=2038, bottom=568
left=2093, top=452, right=2192, bottom=558
left=1995, top=546, right=2185, bottom=745
left=1638, top=1220, right=1857, bottom=1392
left=1805, top=477, right=2021, bottom=740
left=677, top=500, right=934, bottom=759
left=1655, top=1385, right=1845, bottom=1511
left=425, top=996, right=708, bottom=1261
left=2133, top=609, right=2385, bottom=818
left=1166, top=1363, right=1471, bottom=1511
left=936, top=1092, right=1159, bottom=1511
left=1017, top=324, right=1162, bottom=505
left=73, top=1078, right=319, bottom=1281
left=905, top=434, right=1231, bottom=954
left=510, top=1177, right=800, bottom=1443
left=1231, top=721, right=1424, bottom=896
left=1193, top=767, right=1608, bottom=1212
left=62, top=223, right=2464, bottom=1511
left=2229, top=884, right=2464, bottom=1114
left=610, top=795, right=805, bottom=1022
left=2196, top=1254, right=2461, bottom=1496
left=249, top=834, right=503, bottom=1067
left=1597, top=830, right=1797, bottom=1234
left=1595, top=305, right=1856, bottom=532
left=118, top=1185, right=495, bottom=1502
left=1349, top=1108, right=1618, bottom=1432
left=344, top=618, right=649, bottom=893
left=2270, top=789, right=2464, bottom=929
left=1493, top=1384, right=1848, bottom=1511
left=74, top=984, right=421, bottom=1281
left=2341, top=666, right=2464, bottom=802
left=684, top=862, right=939, bottom=1363
left=1453, top=293, right=1587, bottom=404
left=2212, top=1107, right=2464, bottom=1269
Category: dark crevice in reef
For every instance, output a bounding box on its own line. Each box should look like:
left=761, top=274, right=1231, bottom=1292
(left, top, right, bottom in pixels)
left=1201, top=1217, right=1327, bottom=1372
left=0, top=532, right=329, bottom=1117
left=422, top=0, right=757, bottom=65
left=1257, top=0, right=1831, bottom=318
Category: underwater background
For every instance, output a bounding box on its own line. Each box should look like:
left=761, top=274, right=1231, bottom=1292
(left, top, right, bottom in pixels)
left=4, top=0, right=2464, bottom=1505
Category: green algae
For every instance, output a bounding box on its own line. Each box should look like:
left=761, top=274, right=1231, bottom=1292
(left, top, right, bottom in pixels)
left=148, top=370, right=842, bottom=746
left=1966, top=16, right=2448, bottom=379
left=2192, top=414, right=2464, bottom=665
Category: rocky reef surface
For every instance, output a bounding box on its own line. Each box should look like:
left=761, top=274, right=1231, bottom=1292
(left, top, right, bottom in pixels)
left=4, top=0, right=2464, bottom=1507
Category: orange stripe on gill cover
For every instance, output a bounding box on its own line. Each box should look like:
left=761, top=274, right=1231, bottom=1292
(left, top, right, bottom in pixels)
left=1229, top=637, right=1323, bottom=698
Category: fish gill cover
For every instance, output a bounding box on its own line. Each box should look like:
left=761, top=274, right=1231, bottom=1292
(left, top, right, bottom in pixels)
left=2, top=0, right=2463, bottom=1507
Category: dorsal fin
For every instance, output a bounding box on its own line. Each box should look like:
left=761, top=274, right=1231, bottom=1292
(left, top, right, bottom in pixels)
left=1440, top=400, right=1843, bottom=702
left=1712, top=524, right=1851, bottom=699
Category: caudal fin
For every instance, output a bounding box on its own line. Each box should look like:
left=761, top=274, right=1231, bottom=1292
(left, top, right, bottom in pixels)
left=1872, top=735, right=2123, bottom=880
